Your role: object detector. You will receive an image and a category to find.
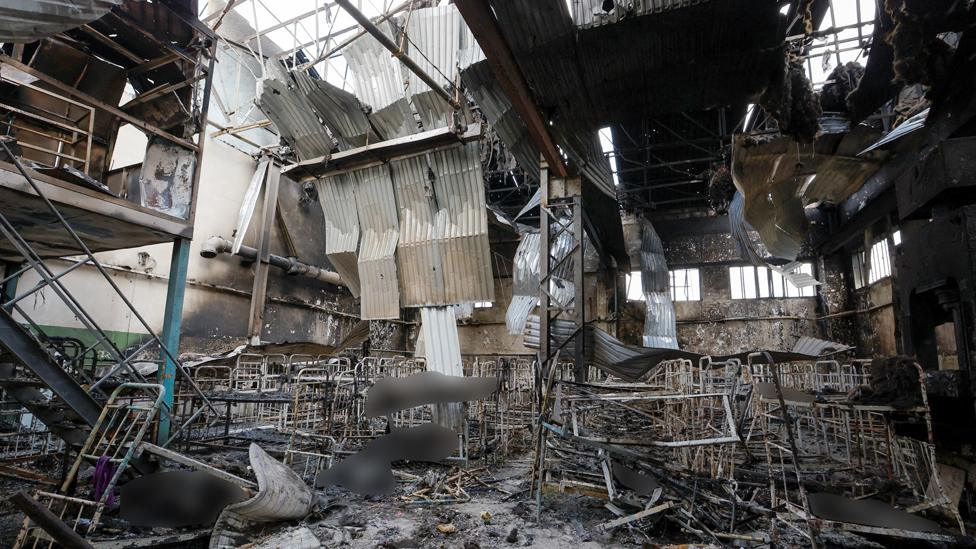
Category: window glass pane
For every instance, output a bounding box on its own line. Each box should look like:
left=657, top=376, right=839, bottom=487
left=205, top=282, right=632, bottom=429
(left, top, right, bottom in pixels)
left=893, top=230, right=902, bottom=246
left=772, top=269, right=785, bottom=297
left=730, top=267, right=744, bottom=299
left=626, top=271, right=644, bottom=301
left=757, top=267, right=770, bottom=298
left=688, top=269, right=701, bottom=301
left=742, top=266, right=757, bottom=299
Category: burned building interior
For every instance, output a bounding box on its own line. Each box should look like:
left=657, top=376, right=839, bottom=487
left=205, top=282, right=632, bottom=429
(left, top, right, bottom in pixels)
left=1, top=0, right=976, bottom=547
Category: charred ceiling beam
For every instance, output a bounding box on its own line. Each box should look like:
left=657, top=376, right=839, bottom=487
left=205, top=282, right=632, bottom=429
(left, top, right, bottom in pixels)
left=333, top=0, right=460, bottom=110
left=455, top=0, right=569, bottom=178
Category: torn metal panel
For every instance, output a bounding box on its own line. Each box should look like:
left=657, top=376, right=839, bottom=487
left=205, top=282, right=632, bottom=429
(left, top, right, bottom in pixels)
left=459, top=53, right=539, bottom=180
left=792, top=336, right=853, bottom=356
left=293, top=72, right=375, bottom=150
left=232, top=158, right=269, bottom=255
left=731, top=129, right=886, bottom=259
left=315, top=173, right=361, bottom=297
left=138, top=136, right=195, bottom=219
left=405, top=5, right=468, bottom=129
left=640, top=218, right=678, bottom=349
left=257, top=78, right=334, bottom=162
left=391, top=154, right=443, bottom=305
left=210, top=444, right=315, bottom=549
left=0, top=0, right=122, bottom=42
left=506, top=232, right=540, bottom=334
left=354, top=164, right=400, bottom=319
left=369, top=98, right=417, bottom=140
left=417, top=305, right=465, bottom=432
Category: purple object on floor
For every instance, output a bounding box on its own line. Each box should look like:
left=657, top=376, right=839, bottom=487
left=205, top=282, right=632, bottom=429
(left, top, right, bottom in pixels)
left=92, top=456, right=117, bottom=507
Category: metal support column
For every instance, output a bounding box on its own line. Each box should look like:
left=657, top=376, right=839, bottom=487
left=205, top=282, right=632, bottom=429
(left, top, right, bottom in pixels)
left=157, top=237, right=191, bottom=444
left=247, top=160, right=281, bottom=345
left=539, top=169, right=586, bottom=381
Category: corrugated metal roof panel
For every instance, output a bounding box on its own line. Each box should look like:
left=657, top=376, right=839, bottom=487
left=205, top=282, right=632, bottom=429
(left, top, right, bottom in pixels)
left=418, top=306, right=463, bottom=377
left=293, top=72, right=375, bottom=150
left=570, top=0, right=713, bottom=28
left=391, top=154, right=444, bottom=306
left=353, top=165, right=401, bottom=319
left=370, top=98, right=417, bottom=140
left=430, top=141, right=493, bottom=304
left=392, top=142, right=493, bottom=307
left=505, top=232, right=540, bottom=334
left=257, top=78, right=334, bottom=162
left=315, top=173, right=361, bottom=297
left=344, top=22, right=407, bottom=111
left=640, top=218, right=678, bottom=349
left=405, top=5, right=462, bottom=128
left=0, top=0, right=122, bottom=42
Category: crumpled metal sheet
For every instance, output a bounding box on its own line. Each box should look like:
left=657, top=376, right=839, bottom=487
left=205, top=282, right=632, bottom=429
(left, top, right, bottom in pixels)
left=139, top=136, right=195, bottom=219
left=354, top=165, right=401, bottom=319
left=293, top=72, right=374, bottom=150
left=523, top=316, right=819, bottom=381
left=459, top=52, right=539, bottom=181
left=257, top=78, right=334, bottom=162
left=0, top=0, right=122, bottom=42
left=506, top=232, right=540, bottom=334
left=315, top=173, right=361, bottom=297
left=251, top=527, right=320, bottom=549
left=639, top=218, right=678, bottom=349
left=731, top=129, right=886, bottom=260
left=210, top=444, right=315, bottom=549
left=792, top=336, right=853, bottom=356
left=344, top=23, right=408, bottom=113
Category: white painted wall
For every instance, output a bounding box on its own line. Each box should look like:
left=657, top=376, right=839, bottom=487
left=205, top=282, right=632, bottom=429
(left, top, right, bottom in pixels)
left=13, top=132, right=350, bottom=350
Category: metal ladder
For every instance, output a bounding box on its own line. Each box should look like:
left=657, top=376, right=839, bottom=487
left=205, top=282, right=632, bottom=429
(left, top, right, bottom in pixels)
left=0, top=137, right=216, bottom=450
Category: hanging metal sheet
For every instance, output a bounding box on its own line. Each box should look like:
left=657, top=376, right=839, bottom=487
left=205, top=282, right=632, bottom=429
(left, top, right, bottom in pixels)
left=232, top=158, right=270, bottom=255
left=293, top=72, right=375, bottom=150
left=392, top=141, right=493, bottom=307
left=417, top=305, right=465, bottom=432
left=257, top=78, right=334, bottom=162
left=315, top=173, right=361, bottom=297
left=430, top=141, right=493, bottom=305
left=405, top=5, right=465, bottom=129
left=505, top=232, right=540, bottom=334
left=354, top=164, right=401, bottom=319
left=639, top=218, right=678, bottom=349
left=344, top=24, right=408, bottom=112
left=0, top=0, right=122, bottom=42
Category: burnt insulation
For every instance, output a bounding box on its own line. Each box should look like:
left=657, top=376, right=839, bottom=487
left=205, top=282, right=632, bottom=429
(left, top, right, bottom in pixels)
left=820, top=62, right=865, bottom=114
left=884, top=0, right=958, bottom=88
left=705, top=164, right=735, bottom=214
left=759, top=50, right=822, bottom=143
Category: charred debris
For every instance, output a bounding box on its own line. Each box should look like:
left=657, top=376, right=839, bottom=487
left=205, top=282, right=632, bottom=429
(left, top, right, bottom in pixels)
left=0, top=0, right=976, bottom=548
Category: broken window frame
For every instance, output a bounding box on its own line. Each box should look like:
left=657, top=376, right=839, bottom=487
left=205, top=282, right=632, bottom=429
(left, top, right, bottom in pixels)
left=729, top=263, right=816, bottom=300
left=851, top=237, right=893, bottom=289
left=669, top=268, right=701, bottom=302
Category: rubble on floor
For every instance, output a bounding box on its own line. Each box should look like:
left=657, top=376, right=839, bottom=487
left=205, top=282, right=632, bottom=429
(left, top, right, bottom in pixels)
left=0, top=349, right=973, bottom=548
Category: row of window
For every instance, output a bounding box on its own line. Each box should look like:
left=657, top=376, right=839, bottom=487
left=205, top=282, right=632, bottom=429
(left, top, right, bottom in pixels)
left=626, top=263, right=817, bottom=302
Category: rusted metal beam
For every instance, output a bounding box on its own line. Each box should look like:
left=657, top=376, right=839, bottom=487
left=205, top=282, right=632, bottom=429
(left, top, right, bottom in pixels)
left=333, top=0, right=460, bottom=110
left=454, top=0, right=568, bottom=178
left=9, top=491, right=94, bottom=549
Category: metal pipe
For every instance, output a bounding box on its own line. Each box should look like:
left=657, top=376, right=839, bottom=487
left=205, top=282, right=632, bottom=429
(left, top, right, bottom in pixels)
left=200, top=236, right=345, bottom=287
left=333, top=0, right=460, bottom=110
